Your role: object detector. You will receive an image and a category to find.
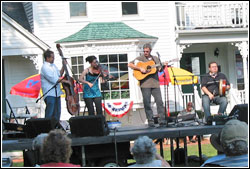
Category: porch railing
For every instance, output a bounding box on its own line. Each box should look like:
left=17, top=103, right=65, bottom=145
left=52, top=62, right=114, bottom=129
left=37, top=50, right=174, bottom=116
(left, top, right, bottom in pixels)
left=238, top=90, right=246, bottom=104
left=176, top=2, right=249, bottom=30
left=182, top=87, right=246, bottom=114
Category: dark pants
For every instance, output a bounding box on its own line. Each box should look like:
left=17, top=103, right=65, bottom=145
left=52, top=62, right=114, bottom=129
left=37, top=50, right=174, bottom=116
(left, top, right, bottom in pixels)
left=202, top=95, right=228, bottom=121
left=84, top=97, right=103, bottom=115
left=141, top=88, right=166, bottom=125
left=44, top=96, right=61, bottom=121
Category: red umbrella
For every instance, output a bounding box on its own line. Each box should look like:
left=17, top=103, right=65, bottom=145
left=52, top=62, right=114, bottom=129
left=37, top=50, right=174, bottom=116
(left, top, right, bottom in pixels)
left=10, top=74, right=41, bottom=98
left=10, top=74, right=84, bottom=99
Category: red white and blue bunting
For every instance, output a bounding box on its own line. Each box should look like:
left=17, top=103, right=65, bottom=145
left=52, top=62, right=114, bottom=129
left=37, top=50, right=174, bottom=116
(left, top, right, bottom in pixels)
left=102, top=100, right=133, bottom=118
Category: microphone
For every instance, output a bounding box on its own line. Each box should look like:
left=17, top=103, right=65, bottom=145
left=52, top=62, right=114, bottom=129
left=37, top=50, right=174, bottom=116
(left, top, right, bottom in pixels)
left=156, top=52, right=160, bottom=58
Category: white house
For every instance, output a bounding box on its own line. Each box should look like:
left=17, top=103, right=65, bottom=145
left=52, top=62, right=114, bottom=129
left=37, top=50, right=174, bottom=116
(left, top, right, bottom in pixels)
left=2, top=1, right=248, bottom=126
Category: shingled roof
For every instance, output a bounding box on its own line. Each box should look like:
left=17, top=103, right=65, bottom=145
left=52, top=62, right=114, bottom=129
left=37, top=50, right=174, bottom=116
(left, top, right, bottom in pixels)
left=2, top=2, right=32, bottom=33
left=56, top=22, right=157, bottom=43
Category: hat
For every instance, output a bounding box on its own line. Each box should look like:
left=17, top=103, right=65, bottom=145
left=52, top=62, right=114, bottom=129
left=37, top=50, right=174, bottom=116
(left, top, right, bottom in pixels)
left=210, top=119, right=248, bottom=152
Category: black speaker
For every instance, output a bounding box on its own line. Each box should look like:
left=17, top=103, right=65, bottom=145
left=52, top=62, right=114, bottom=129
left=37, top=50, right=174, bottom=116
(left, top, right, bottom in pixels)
left=69, top=115, right=109, bottom=137
left=24, top=117, right=58, bottom=138
left=229, top=104, right=248, bottom=124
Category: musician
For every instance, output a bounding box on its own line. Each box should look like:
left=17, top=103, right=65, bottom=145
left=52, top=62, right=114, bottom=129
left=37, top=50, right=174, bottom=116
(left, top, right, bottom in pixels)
left=201, top=61, right=230, bottom=122
left=128, top=43, right=167, bottom=128
left=79, top=56, right=105, bottom=116
left=41, top=49, right=70, bottom=121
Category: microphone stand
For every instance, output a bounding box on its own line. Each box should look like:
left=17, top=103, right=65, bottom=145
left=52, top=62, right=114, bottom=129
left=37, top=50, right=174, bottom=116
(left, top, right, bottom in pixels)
left=36, top=78, right=64, bottom=103
left=156, top=52, right=168, bottom=126
left=168, top=66, right=179, bottom=125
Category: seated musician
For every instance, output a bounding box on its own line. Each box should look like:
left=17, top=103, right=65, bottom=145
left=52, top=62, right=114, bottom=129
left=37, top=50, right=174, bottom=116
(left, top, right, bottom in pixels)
left=201, top=61, right=230, bottom=122
left=128, top=43, right=168, bottom=128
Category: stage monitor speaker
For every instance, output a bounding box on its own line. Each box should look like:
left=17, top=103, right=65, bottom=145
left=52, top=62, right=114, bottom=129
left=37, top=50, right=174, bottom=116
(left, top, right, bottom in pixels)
left=69, top=115, right=109, bottom=137
left=229, top=104, right=248, bottom=124
left=24, top=117, right=58, bottom=138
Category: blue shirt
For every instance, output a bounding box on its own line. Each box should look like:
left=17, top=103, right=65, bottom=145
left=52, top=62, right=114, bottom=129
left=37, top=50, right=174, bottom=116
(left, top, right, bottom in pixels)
left=83, top=71, right=102, bottom=98
left=201, top=154, right=248, bottom=167
left=41, top=61, right=63, bottom=98
left=128, top=160, right=162, bottom=167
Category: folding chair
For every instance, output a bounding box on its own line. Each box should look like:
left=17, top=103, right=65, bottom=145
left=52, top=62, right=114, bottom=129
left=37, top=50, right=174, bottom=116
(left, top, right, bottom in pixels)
left=5, top=95, right=38, bottom=124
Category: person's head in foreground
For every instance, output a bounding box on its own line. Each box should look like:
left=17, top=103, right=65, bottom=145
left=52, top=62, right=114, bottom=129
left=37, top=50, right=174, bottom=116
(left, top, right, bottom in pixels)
left=210, top=119, right=248, bottom=156
left=131, top=136, right=157, bottom=164
left=41, top=129, right=72, bottom=164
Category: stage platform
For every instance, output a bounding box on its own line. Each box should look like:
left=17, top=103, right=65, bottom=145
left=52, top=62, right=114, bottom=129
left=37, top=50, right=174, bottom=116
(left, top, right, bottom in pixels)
left=2, top=121, right=223, bottom=166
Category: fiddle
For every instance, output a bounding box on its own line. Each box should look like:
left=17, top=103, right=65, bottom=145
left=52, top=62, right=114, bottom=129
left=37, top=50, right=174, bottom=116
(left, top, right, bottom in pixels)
left=92, top=63, right=114, bottom=85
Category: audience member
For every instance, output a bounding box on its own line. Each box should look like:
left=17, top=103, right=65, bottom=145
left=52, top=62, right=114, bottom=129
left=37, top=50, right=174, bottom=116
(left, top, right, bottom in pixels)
left=129, top=136, right=170, bottom=167
left=32, top=133, right=48, bottom=166
left=178, top=102, right=197, bottom=143
left=201, top=119, right=248, bottom=167
left=40, top=129, right=80, bottom=167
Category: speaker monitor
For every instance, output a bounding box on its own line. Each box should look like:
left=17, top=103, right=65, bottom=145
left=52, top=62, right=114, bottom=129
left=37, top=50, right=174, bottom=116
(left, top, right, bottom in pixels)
left=69, top=115, right=109, bottom=137
left=229, top=104, right=248, bottom=124
left=25, top=117, right=58, bottom=138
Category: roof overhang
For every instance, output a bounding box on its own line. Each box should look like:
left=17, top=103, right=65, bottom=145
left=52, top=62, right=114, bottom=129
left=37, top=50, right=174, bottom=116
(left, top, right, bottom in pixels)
left=57, top=38, right=158, bottom=48
left=176, top=28, right=248, bottom=44
left=2, top=12, right=50, bottom=51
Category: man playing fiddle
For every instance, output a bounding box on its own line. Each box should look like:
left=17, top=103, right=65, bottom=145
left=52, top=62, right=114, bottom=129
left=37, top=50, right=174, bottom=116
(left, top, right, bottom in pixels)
left=201, top=61, right=230, bottom=122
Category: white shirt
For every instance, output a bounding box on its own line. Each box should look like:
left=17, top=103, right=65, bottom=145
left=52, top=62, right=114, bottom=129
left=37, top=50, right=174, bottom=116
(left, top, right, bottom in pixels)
left=41, top=61, right=63, bottom=98
left=128, top=160, right=162, bottom=167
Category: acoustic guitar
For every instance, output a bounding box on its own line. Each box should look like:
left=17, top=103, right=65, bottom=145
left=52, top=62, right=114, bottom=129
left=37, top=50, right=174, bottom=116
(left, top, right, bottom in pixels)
left=219, top=79, right=227, bottom=96
left=133, top=58, right=178, bottom=81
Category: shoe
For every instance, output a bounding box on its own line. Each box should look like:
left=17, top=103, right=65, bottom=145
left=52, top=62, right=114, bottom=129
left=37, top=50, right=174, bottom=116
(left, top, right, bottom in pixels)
left=148, top=123, right=156, bottom=128
left=157, top=123, right=167, bottom=128
left=190, top=139, right=196, bottom=143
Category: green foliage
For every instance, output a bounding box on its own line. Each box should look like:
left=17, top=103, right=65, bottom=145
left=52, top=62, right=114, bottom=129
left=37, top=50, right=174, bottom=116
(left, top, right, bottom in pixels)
left=121, top=91, right=130, bottom=98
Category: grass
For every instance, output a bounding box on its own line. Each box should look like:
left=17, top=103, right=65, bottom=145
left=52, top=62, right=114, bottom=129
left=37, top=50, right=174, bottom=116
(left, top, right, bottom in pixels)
left=12, top=162, right=24, bottom=167
left=128, top=142, right=217, bottom=167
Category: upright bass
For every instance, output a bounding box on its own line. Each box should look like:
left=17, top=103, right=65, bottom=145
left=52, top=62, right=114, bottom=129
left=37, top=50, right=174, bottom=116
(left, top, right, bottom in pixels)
left=56, top=44, right=80, bottom=115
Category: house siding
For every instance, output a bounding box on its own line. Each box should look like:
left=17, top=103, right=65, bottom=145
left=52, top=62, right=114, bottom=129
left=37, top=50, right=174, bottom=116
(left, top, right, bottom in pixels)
left=2, top=20, right=42, bottom=56
left=32, top=1, right=176, bottom=60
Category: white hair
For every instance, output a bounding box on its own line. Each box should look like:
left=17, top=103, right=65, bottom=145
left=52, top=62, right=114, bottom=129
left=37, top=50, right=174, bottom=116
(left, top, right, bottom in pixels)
left=32, top=133, right=48, bottom=150
left=131, top=136, right=156, bottom=164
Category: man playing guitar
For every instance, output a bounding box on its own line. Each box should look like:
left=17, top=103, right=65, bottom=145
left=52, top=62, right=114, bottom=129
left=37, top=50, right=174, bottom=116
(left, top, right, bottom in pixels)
left=128, top=43, right=168, bottom=128
left=201, top=61, right=230, bottom=122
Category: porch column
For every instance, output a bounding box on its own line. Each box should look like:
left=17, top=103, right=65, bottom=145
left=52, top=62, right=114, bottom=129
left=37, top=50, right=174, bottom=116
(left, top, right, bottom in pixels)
left=235, top=41, right=249, bottom=103
left=22, top=54, right=42, bottom=71
left=176, top=43, right=192, bottom=61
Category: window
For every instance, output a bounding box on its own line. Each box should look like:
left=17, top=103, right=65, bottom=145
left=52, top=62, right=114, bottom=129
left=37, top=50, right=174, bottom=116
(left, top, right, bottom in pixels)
left=69, top=2, right=87, bottom=17
left=122, top=2, right=138, bottom=15
left=71, top=56, right=84, bottom=101
left=99, top=54, right=130, bottom=100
